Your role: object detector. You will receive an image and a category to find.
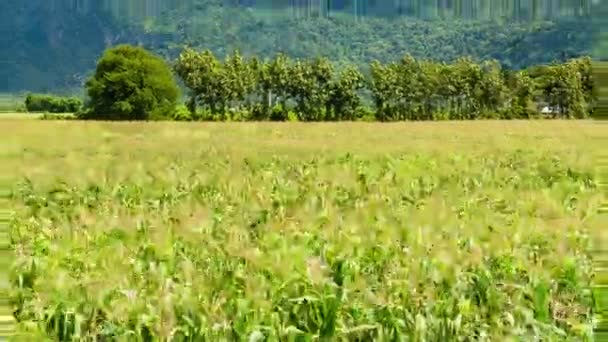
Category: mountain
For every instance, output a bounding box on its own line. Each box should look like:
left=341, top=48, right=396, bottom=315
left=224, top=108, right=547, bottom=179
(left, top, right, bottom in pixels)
left=0, top=0, right=593, bottom=93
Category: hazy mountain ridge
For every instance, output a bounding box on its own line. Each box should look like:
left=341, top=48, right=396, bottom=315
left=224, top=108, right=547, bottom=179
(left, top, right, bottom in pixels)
left=0, top=0, right=592, bottom=92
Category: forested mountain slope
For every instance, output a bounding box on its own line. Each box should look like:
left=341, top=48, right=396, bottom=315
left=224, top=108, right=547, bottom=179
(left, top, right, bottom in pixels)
left=0, top=0, right=592, bottom=92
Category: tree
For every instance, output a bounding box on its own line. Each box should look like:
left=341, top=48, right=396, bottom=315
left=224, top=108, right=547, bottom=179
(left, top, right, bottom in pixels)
left=82, top=44, right=180, bottom=120
left=590, top=61, right=608, bottom=119
left=476, top=60, right=509, bottom=118
left=221, top=50, right=257, bottom=119
left=174, top=47, right=223, bottom=117
left=286, top=57, right=334, bottom=121
left=257, top=54, right=292, bottom=120
left=537, top=62, right=587, bottom=119
left=568, top=56, right=595, bottom=112
left=24, top=94, right=82, bottom=113
left=327, top=65, right=364, bottom=121
left=508, top=70, right=538, bottom=118
left=369, top=60, right=399, bottom=121
left=173, top=45, right=592, bottom=122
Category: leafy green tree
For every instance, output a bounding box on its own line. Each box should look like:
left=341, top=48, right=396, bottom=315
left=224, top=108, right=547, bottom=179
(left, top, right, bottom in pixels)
left=508, top=70, right=538, bottom=118
left=590, top=61, right=608, bottom=119
left=395, top=55, right=440, bottom=120
left=394, top=55, right=419, bottom=120
left=327, top=65, right=364, bottom=121
left=436, top=62, right=465, bottom=119
left=174, top=47, right=224, bottom=117
left=173, top=46, right=593, bottom=122
left=369, top=60, right=399, bottom=121
left=256, top=54, right=292, bottom=120
left=569, top=56, right=595, bottom=111
left=82, top=44, right=180, bottom=120
left=451, top=57, right=483, bottom=119
left=537, top=62, right=587, bottom=119
left=24, top=94, right=82, bottom=113
left=222, top=50, right=257, bottom=119
left=475, top=60, right=509, bottom=118
left=286, top=57, right=333, bottom=121
left=417, top=60, right=442, bottom=120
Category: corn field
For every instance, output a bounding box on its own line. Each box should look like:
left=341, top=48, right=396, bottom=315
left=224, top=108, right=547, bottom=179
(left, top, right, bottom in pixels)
left=2, top=120, right=606, bottom=340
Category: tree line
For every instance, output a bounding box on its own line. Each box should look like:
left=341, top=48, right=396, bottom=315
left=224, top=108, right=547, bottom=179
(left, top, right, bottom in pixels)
left=24, top=94, right=82, bottom=113
left=172, top=47, right=595, bottom=121
left=71, top=44, right=596, bottom=122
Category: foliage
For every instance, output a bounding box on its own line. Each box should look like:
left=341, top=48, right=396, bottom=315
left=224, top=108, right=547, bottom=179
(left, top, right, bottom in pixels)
left=24, top=94, right=82, bottom=113
left=175, top=48, right=594, bottom=121
left=0, top=0, right=592, bottom=93
left=171, top=104, right=194, bottom=121
left=534, top=60, right=588, bottom=119
left=590, top=61, right=608, bottom=120
left=82, top=45, right=180, bottom=121
left=4, top=121, right=601, bottom=340
left=0, top=94, right=26, bottom=113
left=38, top=113, right=76, bottom=121
left=327, top=65, right=365, bottom=121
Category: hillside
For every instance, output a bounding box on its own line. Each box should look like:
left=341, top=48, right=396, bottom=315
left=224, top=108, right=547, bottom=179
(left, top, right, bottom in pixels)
left=0, top=0, right=592, bottom=93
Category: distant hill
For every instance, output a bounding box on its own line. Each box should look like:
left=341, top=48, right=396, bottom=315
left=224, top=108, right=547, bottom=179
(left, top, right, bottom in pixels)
left=0, top=0, right=593, bottom=93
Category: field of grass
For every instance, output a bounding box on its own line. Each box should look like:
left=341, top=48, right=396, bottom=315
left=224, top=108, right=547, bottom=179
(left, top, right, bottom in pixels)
left=2, top=120, right=607, bottom=340
left=0, top=113, right=45, bottom=120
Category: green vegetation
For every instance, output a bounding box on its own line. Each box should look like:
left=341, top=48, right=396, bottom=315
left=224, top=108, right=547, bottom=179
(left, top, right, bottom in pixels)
left=24, top=94, right=82, bottom=114
left=39, top=113, right=77, bottom=121
left=3, top=120, right=604, bottom=340
left=0, top=0, right=592, bottom=92
left=14, top=43, right=591, bottom=122
left=2, top=2, right=605, bottom=340
left=1, top=163, right=13, bottom=339
left=0, top=94, right=25, bottom=113
left=18, top=43, right=591, bottom=122
left=173, top=49, right=594, bottom=121
left=591, top=61, right=608, bottom=120
left=81, top=45, right=180, bottom=121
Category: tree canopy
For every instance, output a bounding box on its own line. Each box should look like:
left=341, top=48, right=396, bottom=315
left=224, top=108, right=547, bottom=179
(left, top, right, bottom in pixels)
left=173, top=47, right=594, bottom=121
left=81, top=44, right=180, bottom=120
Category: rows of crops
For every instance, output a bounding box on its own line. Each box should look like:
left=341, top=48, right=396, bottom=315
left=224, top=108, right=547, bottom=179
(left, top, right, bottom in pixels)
left=3, top=120, right=606, bottom=340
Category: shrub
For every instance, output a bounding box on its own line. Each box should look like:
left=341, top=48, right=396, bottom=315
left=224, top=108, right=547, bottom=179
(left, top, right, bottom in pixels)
left=269, top=105, right=288, bottom=121
left=24, top=94, right=82, bottom=113
left=172, top=104, right=193, bottom=121
left=15, top=103, right=27, bottom=113
left=39, top=113, right=75, bottom=120
left=82, top=44, right=180, bottom=121
left=354, top=106, right=376, bottom=121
